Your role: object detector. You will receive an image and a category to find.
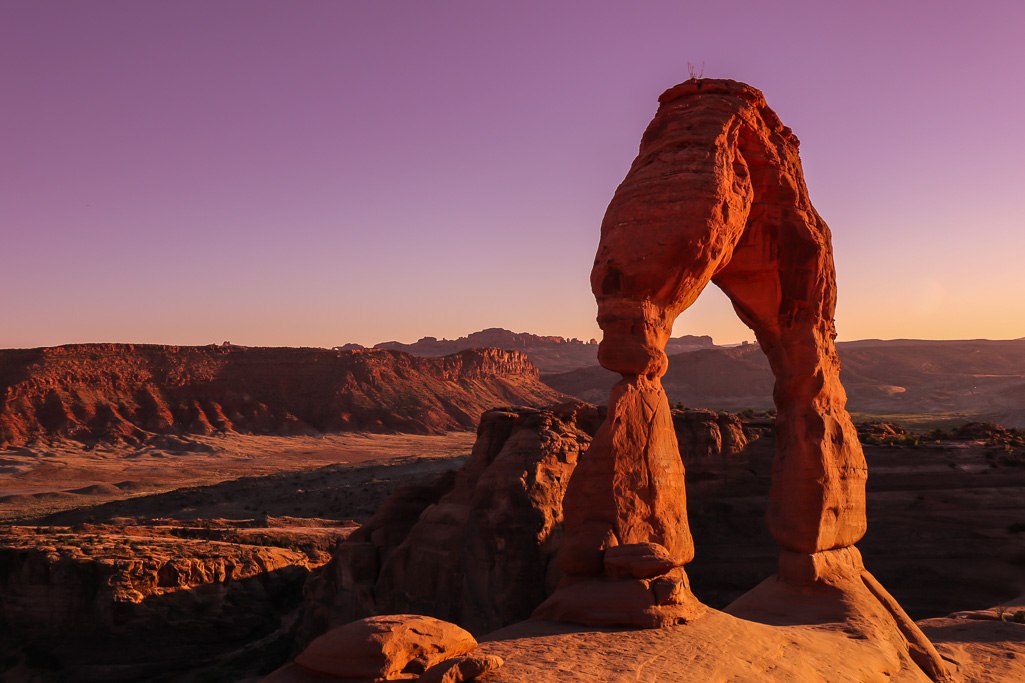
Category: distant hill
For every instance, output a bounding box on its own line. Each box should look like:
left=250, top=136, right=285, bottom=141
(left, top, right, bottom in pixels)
left=544, top=339, right=1025, bottom=426
left=0, top=344, right=567, bottom=447
left=340, top=327, right=715, bottom=373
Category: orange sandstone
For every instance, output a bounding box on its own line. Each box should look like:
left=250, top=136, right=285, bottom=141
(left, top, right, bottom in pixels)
left=535, top=78, right=949, bottom=681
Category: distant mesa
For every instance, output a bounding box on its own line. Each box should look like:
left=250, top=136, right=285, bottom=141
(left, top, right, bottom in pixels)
left=335, top=327, right=715, bottom=374
left=546, top=338, right=1025, bottom=426
left=0, top=343, right=566, bottom=448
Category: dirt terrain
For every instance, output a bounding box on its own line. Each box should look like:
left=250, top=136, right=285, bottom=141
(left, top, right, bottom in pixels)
left=0, top=431, right=475, bottom=523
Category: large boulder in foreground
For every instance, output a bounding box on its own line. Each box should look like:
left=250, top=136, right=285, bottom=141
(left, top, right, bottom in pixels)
left=267, top=614, right=484, bottom=682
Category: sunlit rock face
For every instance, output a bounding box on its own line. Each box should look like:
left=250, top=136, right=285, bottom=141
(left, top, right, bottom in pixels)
left=580, top=77, right=865, bottom=558
left=540, top=77, right=950, bottom=681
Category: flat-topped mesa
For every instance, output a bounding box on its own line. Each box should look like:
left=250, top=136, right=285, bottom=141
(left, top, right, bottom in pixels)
left=535, top=78, right=952, bottom=679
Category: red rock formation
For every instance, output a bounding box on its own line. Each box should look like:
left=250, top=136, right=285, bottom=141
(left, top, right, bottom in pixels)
left=671, top=409, right=750, bottom=480
left=587, top=78, right=864, bottom=556
left=533, top=78, right=948, bottom=679
left=0, top=528, right=317, bottom=679
left=298, top=404, right=600, bottom=645
left=0, top=344, right=565, bottom=447
left=298, top=401, right=757, bottom=647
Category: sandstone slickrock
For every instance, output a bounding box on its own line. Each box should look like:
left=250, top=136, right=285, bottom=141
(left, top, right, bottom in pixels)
left=0, top=344, right=565, bottom=447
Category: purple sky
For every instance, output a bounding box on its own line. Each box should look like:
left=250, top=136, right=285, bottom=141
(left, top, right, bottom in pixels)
left=3, top=1, right=1024, bottom=349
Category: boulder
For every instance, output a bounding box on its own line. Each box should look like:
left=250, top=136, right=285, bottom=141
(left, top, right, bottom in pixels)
left=294, top=615, right=476, bottom=680
left=419, top=654, right=504, bottom=683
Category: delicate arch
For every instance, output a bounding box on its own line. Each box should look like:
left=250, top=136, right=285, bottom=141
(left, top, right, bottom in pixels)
left=587, top=78, right=865, bottom=554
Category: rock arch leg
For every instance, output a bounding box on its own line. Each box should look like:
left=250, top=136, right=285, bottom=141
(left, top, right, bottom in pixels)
left=712, top=197, right=867, bottom=555
left=533, top=81, right=755, bottom=628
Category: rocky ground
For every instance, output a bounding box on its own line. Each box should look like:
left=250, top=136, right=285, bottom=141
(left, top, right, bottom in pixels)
left=2, top=418, right=1025, bottom=681
left=273, top=410, right=1025, bottom=683
left=0, top=433, right=473, bottom=682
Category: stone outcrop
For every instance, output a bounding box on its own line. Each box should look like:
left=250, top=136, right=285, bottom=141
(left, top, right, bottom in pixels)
left=531, top=78, right=949, bottom=679
left=0, top=529, right=319, bottom=680
left=584, top=77, right=864, bottom=556
left=671, top=409, right=750, bottom=481
left=297, top=404, right=602, bottom=645
left=0, top=344, right=565, bottom=447
left=298, top=401, right=760, bottom=648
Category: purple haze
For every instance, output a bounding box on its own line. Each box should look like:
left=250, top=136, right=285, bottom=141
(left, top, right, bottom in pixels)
left=3, top=1, right=1023, bottom=348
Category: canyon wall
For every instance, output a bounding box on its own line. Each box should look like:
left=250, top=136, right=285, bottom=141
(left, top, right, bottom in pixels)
left=0, top=344, right=565, bottom=447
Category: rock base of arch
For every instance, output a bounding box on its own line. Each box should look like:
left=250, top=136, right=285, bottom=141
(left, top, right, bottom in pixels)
left=726, top=547, right=951, bottom=681
left=532, top=566, right=704, bottom=629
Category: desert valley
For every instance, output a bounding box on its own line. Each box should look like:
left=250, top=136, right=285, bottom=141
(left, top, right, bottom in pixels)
left=6, top=3, right=1025, bottom=682
left=3, top=329, right=1025, bottom=680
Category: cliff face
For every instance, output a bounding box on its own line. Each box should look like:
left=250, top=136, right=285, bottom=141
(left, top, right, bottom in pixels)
left=0, top=344, right=565, bottom=447
left=0, top=524, right=331, bottom=680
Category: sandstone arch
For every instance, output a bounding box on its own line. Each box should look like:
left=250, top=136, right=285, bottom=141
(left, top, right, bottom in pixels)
left=554, top=77, right=865, bottom=574
left=591, top=78, right=866, bottom=555
left=535, top=78, right=949, bottom=681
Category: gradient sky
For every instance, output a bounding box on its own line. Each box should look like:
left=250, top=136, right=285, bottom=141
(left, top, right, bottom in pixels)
left=3, top=1, right=1023, bottom=349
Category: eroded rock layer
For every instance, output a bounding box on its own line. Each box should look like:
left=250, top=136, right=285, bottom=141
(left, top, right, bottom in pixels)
left=0, top=527, right=321, bottom=680
left=0, top=344, right=564, bottom=447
